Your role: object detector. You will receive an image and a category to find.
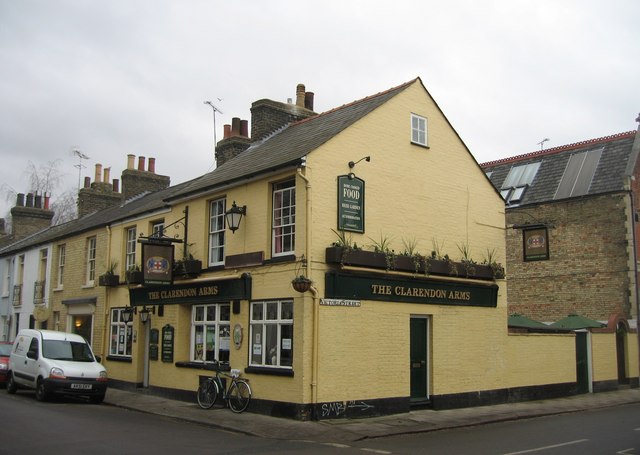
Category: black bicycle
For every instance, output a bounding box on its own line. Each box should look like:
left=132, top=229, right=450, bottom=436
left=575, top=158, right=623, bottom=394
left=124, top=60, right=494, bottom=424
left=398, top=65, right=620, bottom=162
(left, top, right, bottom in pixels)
left=196, top=361, right=252, bottom=413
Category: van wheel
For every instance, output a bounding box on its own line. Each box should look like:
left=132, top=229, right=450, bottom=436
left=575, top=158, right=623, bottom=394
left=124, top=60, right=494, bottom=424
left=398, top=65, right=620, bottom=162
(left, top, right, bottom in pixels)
left=35, top=379, right=48, bottom=402
left=6, top=373, right=17, bottom=394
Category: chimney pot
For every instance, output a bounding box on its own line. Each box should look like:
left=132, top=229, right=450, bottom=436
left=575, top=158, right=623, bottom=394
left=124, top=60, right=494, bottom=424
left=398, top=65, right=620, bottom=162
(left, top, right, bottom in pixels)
left=113, top=179, right=120, bottom=193
left=34, top=194, right=42, bottom=209
left=95, top=164, right=102, bottom=183
left=296, top=84, right=306, bottom=107
left=240, top=119, right=249, bottom=137
left=223, top=124, right=231, bottom=139
left=127, top=154, right=136, bottom=170
left=26, top=193, right=34, bottom=208
left=44, top=194, right=50, bottom=210
left=16, top=193, right=25, bottom=207
left=103, top=167, right=111, bottom=185
left=305, top=92, right=314, bottom=111
left=84, top=176, right=91, bottom=188
left=138, top=156, right=146, bottom=171
left=231, top=117, right=241, bottom=136
left=148, top=157, right=156, bottom=173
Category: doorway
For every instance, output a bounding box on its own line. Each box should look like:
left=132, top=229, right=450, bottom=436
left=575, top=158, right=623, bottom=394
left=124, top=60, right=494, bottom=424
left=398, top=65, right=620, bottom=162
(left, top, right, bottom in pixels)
left=616, top=322, right=629, bottom=384
left=575, top=331, right=591, bottom=394
left=71, top=314, right=93, bottom=344
left=410, top=316, right=429, bottom=401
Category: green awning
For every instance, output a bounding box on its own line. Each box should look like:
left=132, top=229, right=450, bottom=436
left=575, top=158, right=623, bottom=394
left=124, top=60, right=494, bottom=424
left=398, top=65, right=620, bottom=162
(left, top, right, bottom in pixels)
left=550, top=313, right=606, bottom=329
left=508, top=313, right=549, bottom=329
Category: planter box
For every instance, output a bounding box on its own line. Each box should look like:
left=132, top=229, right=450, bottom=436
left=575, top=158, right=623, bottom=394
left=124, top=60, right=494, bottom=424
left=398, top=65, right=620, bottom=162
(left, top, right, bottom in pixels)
left=126, top=270, right=143, bottom=285
left=98, top=274, right=120, bottom=287
left=325, top=247, right=497, bottom=281
left=174, top=259, right=202, bottom=278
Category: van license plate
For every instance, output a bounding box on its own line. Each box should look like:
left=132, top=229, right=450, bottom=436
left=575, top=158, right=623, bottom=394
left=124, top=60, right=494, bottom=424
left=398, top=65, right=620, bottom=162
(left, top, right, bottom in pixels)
left=71, top=383, right=92, bottom=390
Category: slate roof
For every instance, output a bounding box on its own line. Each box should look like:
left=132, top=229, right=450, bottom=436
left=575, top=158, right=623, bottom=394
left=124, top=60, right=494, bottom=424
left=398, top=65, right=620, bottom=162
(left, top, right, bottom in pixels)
left=166, top=78, right=417, bottom=201
left=481, top=130, right=640, bottom=206
left=0, top=78, right=419, bottom=256
left=0, top=180, right=192, bottom=256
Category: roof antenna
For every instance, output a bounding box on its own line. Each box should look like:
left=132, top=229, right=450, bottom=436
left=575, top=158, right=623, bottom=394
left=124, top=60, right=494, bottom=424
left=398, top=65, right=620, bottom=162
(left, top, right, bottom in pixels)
left=537, top=138, right=549, bottom=151
left=204, top=101, right=223, bottom=149
left=72, top=148, right=90, bottom=192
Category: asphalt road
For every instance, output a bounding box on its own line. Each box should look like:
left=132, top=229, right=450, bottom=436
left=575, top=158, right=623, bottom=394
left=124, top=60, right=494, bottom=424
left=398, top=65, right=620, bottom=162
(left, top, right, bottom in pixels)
left=1, top=389, right=639, bottom=454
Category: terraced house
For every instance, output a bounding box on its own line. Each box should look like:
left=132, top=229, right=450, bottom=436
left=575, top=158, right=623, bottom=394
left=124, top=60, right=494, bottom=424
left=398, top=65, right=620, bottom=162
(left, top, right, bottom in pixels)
left=3, top=78, right=635, bottom=420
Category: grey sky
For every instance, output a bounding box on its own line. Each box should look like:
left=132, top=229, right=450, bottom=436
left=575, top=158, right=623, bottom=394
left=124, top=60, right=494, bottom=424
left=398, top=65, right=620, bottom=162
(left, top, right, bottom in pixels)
left=1, top=0, right=638, bottom=217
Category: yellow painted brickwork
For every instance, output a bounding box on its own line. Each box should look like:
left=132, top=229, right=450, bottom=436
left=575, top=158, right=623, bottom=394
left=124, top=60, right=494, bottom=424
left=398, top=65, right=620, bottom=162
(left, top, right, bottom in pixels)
left=591, top=332, right=617, bottom=382
left=505, top=333, right=575, bottom=387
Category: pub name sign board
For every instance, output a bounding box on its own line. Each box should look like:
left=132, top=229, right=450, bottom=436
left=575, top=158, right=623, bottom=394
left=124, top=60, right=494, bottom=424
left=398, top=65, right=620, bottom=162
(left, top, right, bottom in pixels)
left=337, top=175, right=365, bottom=233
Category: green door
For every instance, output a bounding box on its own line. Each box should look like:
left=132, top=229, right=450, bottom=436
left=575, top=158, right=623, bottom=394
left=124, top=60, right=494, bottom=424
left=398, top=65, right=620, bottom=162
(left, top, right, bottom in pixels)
left=410, top=317, right=428, bottom=400
left=575, top=331, right=589, bottom=394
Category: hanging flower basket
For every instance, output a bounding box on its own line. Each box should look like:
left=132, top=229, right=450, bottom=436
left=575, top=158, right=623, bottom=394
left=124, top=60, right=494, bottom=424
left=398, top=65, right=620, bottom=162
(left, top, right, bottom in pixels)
left=291, top=276, right=312, bottom=293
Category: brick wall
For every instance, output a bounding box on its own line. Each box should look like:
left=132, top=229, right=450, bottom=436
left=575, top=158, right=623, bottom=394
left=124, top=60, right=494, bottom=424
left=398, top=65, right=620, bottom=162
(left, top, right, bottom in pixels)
left=506, top=193, right=632, bottom=322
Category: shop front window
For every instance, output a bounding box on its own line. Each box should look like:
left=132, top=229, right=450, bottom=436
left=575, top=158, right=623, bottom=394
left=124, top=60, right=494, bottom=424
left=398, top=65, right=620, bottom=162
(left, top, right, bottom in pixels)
left=250, top=300, right=293, bottom=368
left=191, top=303, right=230, bottom=363
left=109, top=308, right=132, bottom=357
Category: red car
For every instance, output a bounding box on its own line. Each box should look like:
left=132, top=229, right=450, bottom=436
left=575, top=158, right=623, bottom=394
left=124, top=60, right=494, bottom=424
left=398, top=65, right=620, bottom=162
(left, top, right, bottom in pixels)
left=0, top=341, right=12, bottom=385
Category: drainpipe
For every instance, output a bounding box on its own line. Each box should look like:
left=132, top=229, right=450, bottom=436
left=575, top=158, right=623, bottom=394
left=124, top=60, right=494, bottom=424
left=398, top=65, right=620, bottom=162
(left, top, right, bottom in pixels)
left=297, top=166, right=320, bottom=405
left=103, top=225, right=112, bottom=362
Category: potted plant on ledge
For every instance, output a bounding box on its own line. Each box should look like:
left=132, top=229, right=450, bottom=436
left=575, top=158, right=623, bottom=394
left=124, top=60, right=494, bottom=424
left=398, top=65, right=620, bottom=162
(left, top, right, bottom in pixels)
left=126, top=264, right=143, bottom=285
left=98, top=261, right=120, bottom=287
left=291, top=275, right=312, bottom=293
left=173, top=247, right=202, bottom=278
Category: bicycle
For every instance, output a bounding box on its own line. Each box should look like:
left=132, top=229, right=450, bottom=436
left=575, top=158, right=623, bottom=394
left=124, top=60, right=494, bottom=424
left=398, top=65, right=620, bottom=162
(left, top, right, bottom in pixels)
left=196, top=361, right=252, bottom=413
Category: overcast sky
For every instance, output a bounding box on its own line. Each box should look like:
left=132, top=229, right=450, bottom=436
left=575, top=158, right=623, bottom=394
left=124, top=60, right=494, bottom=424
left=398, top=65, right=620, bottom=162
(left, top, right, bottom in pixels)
left=1, top=1, right=638, bottom=218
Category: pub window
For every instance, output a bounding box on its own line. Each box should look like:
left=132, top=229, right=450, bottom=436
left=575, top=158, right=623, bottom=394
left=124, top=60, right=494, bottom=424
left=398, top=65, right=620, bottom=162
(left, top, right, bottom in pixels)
left=411, top=113, right=427, bottom=146
left=250, top=299, right=293, bottom=368
left=2, top=258, right=10, bottom=297
left=208, top=198, right=226, bottom=266
left=272, top=180, right=295, bottom=256
left=109, top=308, right=133, bottom=357
left=191, top=303, right=230, bottom=363
left=125, top=227, right=137, bottom=271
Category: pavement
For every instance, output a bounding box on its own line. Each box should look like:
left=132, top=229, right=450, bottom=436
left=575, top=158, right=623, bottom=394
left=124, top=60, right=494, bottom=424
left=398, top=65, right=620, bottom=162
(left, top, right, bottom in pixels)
left=104, top=387, right=640, bottom=443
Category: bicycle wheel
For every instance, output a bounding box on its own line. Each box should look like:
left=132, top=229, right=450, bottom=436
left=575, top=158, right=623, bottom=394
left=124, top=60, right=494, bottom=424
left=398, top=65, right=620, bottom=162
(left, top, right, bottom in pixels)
left=228, top=380, right=251, bottom=413
left=196, top=379, right=218, bottom=409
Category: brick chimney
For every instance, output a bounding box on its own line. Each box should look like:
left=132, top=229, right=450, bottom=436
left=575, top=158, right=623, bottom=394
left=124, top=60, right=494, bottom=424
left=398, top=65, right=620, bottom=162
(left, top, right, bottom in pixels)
left=77, top=164, right=122, bottom=217
left=121, top=155, right=170, bottom=200
left=215, top=117, right=252, bottom=167
left=10, top=192, right=54, bottom=237
left=250, top=83, right=316, bottom=143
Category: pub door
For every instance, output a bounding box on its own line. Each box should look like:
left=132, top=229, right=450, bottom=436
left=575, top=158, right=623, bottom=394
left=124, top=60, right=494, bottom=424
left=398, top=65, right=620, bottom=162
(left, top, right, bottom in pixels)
left=410, top=316, right=429, bottom=402
left=575, top=331, right=590, bottom=394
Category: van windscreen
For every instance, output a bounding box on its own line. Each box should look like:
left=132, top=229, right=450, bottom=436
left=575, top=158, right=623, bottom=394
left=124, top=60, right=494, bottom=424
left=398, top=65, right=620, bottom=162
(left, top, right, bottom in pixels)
left=42, top=340, right=94, bottom=362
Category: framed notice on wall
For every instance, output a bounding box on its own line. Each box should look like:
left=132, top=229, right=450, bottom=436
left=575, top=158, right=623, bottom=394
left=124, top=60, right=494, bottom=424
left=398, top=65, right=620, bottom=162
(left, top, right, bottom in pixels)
left=523, top=227, right=549, bottom=261
left=337, top=175, right=365, bottom=233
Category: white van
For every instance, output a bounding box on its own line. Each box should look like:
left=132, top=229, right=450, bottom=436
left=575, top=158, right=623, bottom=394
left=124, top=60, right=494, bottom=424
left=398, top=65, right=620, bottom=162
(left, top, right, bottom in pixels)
left=7, top=329, right=108, bottom=403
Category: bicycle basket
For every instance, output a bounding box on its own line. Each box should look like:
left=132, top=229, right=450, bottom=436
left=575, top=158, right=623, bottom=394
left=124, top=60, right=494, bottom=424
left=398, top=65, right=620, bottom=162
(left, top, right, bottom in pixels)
left=230, top=369, right=241, bottom=378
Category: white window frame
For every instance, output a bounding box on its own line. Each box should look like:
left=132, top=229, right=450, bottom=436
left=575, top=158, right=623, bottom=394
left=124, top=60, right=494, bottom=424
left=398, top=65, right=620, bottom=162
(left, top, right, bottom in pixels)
left=56, top=244, right=65, bottom=289
left=272, top=181, right=296, bottom=257
left=249, top=299, right=293, bottom=369
left=190, top=303, right=231, bottom=363
left=411, top=113, right=428, bottom=147
left=109, top=308, right=133, bottom=357
left=151, top=221, right=165, bottom=238
left=2, top=259, right=10, bottom=297
left=86, top=237, right=96, bottom=285
left=125, top=227, right=137, bottom=271
left=208, top=198, right=226, bottom=267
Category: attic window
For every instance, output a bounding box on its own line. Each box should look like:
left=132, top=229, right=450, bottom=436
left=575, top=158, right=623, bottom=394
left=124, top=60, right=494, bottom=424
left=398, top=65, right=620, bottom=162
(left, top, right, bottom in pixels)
left=554, top=148, right=603, bottom=199
left=411, top=114, right=427, bottom=147
left=501, top=162, right=541, bottom=204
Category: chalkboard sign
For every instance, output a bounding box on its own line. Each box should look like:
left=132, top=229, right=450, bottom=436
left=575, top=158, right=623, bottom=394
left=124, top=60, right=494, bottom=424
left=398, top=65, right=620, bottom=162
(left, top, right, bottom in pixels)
left=149, top=344, right=158, bottom=361
left=150, top=328, right=159, bottom=344
left=162, top=324, right=174, bottom=363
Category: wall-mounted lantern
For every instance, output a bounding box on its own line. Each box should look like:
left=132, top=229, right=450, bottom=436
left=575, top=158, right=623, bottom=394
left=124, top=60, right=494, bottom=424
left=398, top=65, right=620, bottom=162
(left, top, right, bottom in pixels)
left=225, top=201, right=247, bottom=233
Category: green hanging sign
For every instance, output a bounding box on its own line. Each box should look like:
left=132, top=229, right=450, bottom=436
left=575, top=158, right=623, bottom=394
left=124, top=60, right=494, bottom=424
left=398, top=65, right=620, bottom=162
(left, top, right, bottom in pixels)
left=337, top=175, right=365, bottom=233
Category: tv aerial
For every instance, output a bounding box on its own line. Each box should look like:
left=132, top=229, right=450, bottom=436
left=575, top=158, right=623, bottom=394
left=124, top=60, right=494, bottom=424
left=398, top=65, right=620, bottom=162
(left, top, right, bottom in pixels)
left=204, top=100, right=223, bottom=148
left=537, top=138, right=549, bottom=151
left=72, top=148, right=90, bottom=191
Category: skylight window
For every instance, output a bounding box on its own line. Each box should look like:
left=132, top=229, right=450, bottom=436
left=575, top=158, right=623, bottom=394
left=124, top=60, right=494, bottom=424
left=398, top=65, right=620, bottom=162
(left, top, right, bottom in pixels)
left=501, top=162, right=541, bottom=204
left=554, top=148, right=603, bottom=199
